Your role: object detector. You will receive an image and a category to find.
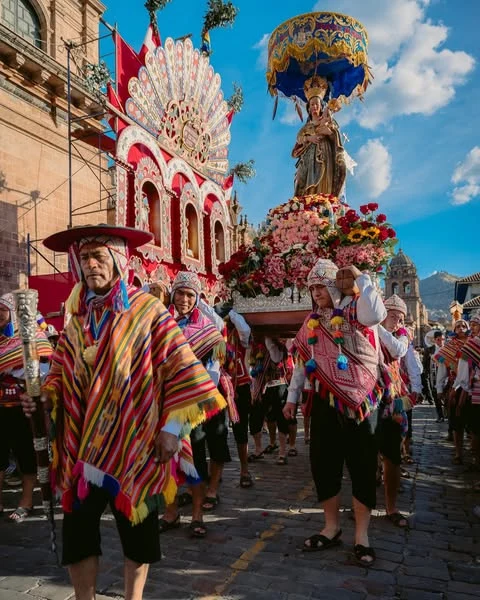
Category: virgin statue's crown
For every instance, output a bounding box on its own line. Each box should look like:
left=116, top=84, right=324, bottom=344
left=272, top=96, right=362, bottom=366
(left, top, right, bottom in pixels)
left=304, top=75, right=329, bottom=102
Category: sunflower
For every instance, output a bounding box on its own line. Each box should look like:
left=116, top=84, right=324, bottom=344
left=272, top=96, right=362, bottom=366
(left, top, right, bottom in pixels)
left=363, top=226, right=380, bottom=240
left=347, top=229, right=365, bottom=243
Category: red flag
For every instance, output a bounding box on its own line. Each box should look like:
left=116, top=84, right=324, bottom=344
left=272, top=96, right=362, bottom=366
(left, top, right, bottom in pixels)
left=114, top=30, right=143, bottom=103
left=226, top=108, right=234, bottom=125
left=139, top=24, right=162, bottom=63
left=222, top=174, right=234, bottom=191
left=106, top=82, right=123, bottom=132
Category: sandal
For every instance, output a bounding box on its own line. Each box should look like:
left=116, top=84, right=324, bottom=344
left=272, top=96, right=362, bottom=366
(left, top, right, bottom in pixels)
left=276, top=456, right=288, bottom=465
left=239, top=473, right=253, bottom=488
left=304, top=437, right=310, bottom=445
left=177, top=491, right=193, bottom=507
left=247, top=452, right=264, bottom=462
left=402, top=455, right=414, bottom=465
left=202, top=495, right=220, bottom=511
left=400, top=468, right=410, bottom=478
left=385, top=512, right=409, bottom=528
left=189, top=520, right=207, bottom=538
left=263, top=443, right=279, bottom=454
left=158, top=514, right=181, bottom=533
left=287, top=448, right=298, bottom=457
left=353, top=544, right=376, bottom=567
left=9, top=506, right=33, bottom=523
left=302, top=529, right=342, bottom=552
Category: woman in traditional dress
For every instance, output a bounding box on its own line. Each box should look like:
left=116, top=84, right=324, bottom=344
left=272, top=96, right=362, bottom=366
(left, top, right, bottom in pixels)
left=292, top=75, right=346, bottom=198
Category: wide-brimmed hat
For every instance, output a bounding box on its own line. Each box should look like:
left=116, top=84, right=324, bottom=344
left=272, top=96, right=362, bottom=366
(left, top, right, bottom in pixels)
left=43, top=223, right=153, bottom=252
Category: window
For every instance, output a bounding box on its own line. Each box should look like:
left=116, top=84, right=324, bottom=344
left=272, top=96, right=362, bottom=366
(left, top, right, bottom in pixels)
left=2, top=0, right=42, bottom=48
left=214, top=221, right=225, bottom=264
left=185, top=204, right=199, bottom=259
left=403, top=282, right=411, bottom=294
left=392, top=283, right=399, bottom=295
left=141, top=182, right=161, bottom=247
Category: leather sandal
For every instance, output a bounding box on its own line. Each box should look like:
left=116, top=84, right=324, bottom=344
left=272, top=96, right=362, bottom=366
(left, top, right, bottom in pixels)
left=158, top=514, right=181, bottom=533
left=189, top=520, right=207, bottom=538
left=353, top=544, right=376, bottom=567
left=302, top=529, right=342, bottom=552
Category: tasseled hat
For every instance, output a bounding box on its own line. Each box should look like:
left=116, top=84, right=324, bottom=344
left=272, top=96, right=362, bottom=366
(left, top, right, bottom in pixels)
left=384, top=294, right=407, bottom=316
left=42, top=224, right=152, bottom=318
left=171, top=271, right=202, bottom=304
left=307, top=258, right=342, bottom=308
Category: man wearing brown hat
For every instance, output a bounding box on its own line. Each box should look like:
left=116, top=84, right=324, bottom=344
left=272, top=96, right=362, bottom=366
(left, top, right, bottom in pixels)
left=22, top=224, right=225, bottom=600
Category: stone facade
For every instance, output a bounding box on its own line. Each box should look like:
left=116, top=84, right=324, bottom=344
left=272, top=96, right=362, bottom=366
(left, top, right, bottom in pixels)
left=385, top=249, right=429, bottom=345
left=0, top=0, right=109, bottom=296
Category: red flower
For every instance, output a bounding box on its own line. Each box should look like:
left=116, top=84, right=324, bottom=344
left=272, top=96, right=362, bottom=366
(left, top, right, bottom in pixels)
left=387, top=228, right=396, bottom=239
left=361, top=221, right=370, bottom=229
left=376, top=213, right=387, bottom=223
left=378, top=228, right=389, bottom=241
left=368, top=203, right=379, bottom=212
left=359, top=204, right=370, bottom=215
left=341, top=225, right=351, bottom=234
left=345, top=209, right=359, bottom=223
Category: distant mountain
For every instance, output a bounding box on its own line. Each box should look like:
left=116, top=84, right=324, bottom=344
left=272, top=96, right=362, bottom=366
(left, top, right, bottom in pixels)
left=420, top=271, right=460, bottom=320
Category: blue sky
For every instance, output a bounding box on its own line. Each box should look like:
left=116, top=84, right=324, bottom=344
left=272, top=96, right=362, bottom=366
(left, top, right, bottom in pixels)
left=103, top=0, right=480, bottom=279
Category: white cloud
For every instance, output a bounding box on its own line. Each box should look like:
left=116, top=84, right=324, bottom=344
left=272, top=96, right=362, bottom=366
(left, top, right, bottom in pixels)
left=354, top=139, right=392, bottom=198
left=306, top=1, right=475, bottom=128
left=279, top=100, right=306, bottom=126
left=253, top=33, right=269, bottom=70
left=451, top=146, right=480, bottom=205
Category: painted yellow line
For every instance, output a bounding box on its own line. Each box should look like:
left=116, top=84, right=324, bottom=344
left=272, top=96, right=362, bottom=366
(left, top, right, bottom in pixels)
left=198, top=483, right=313, bottom=600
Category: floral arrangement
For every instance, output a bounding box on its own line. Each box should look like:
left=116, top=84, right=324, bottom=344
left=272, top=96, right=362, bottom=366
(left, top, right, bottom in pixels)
left=219, top=197, right=397, bottom=298
left=327, top=203, right=397, bottom=272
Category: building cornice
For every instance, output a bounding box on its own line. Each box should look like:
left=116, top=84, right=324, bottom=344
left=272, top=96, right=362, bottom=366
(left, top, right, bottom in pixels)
left=0, top=23, right=104, bottom=130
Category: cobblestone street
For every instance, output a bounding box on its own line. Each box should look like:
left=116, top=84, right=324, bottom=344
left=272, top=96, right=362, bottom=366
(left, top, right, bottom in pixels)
left=1, top=404, right=479, bottom=599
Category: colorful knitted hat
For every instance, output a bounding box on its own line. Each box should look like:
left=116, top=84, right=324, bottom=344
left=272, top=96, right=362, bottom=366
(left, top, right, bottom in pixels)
left=384, top=294, right=407, bottom=316
left=307, top=258, right=338, bottom=288
left=171, top=271, right=202, bottom=297
left=307, top=258, right=341, bottom=307
left=469, top=311, right=480, bottom=325
left=454, top=319, right=470, bottom=330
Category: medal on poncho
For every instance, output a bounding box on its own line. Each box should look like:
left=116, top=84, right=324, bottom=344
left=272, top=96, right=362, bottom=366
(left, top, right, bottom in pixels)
left=83, top=343, right=98, bottom=366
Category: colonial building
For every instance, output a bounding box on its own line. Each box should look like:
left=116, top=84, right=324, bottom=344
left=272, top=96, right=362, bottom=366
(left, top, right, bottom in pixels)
left=455, top=271, right=480, bottom=317
left=0, top=0, right=110, bottom=297
left=1, top=1, right=242, bottom=319
left=385, top=249, right=429, bottom=345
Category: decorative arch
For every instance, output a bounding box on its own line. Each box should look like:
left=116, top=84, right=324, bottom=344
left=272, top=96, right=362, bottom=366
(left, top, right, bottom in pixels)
left=134, top=156, right=172, bottom=263
left=403, top=281, right=411, bottom=295
left=129, top=255, right=146, bottom=286
left=392, top=282, right=399, bottom=295
left=116, top=126, right=172, bottom=226
left=180, top=182, right=205, bottom=273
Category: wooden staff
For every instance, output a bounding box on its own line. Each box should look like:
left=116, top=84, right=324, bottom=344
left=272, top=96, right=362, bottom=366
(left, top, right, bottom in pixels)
left=13, top=288, right=57, bottom=557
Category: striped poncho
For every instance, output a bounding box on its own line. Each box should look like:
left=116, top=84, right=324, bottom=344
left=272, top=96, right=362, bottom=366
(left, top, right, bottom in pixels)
left=0, top=331, right=53, bottom=407
left=44, top=289, right=226, bottom=524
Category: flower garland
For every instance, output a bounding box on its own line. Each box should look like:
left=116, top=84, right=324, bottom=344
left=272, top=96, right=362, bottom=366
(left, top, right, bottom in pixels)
left=304, top=309, right=348, bottom=374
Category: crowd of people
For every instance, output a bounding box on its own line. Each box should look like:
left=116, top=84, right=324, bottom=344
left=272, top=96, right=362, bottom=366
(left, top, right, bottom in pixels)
left=1, top=222, right=479, bottom=599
